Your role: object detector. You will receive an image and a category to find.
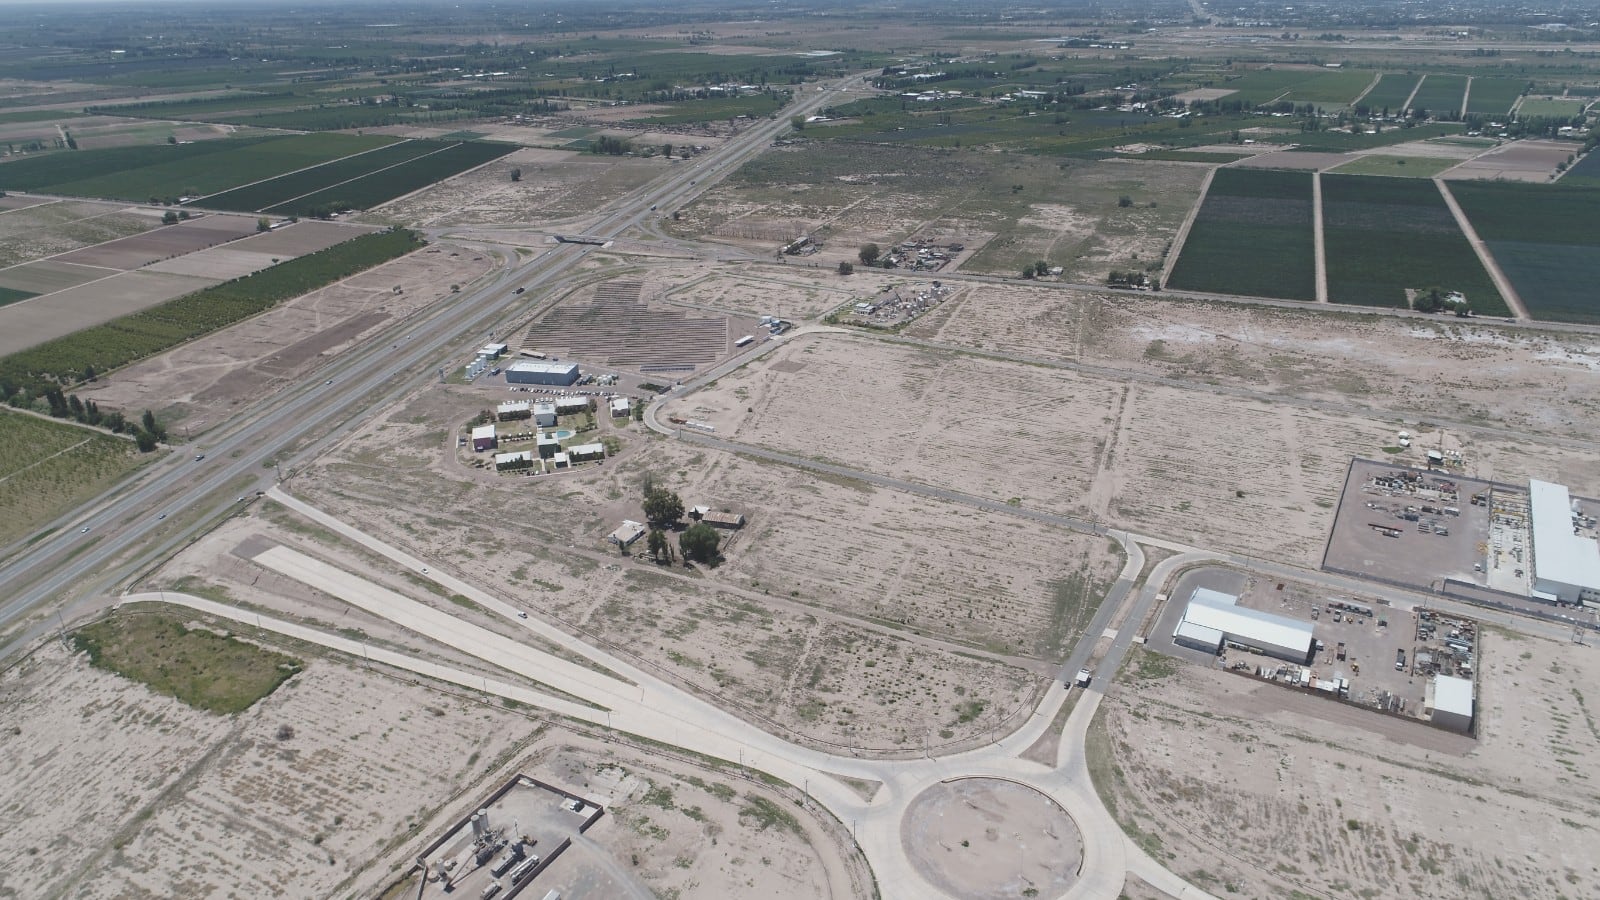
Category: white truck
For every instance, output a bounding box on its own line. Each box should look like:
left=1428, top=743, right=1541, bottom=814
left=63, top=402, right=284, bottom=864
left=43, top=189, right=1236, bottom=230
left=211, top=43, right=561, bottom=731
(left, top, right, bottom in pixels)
left=1074, top=667, right=1093, bottom=688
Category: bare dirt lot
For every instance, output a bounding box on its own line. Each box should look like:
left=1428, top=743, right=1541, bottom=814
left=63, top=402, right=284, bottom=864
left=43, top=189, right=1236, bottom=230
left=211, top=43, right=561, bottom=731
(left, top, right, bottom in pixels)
left=80, top=243, right=495, bottom=424
left=281, top=382, right=1078, bottom=753
left=901, top=777, right=1082, bottom=900
left=663, top=265, right=861, bottom=321
left=144, top=220, right=375, bottom=280
left=1092, top=634, right=1600, bottom=900
left=0, top=198, right=165, bottom=268
left=0, top=626, right=538, bottom=900
left=1444, top=139, right=1574, bottom=182
left=0, top=269, right=217, bottom=356
left=366, top=146, right=668, bottom=228
left=52, top=212, right=259, bottom=270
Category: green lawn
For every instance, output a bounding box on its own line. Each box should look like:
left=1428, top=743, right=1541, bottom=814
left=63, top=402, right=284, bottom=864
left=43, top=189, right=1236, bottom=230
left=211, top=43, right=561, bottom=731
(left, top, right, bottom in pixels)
left=1166, top=168, right=1317, bottom=301
left=1327, top=155, right=1458, bottom=178
left=0, top=410, right=150, bottom=546
left=72, top=610, right=303, bottom=714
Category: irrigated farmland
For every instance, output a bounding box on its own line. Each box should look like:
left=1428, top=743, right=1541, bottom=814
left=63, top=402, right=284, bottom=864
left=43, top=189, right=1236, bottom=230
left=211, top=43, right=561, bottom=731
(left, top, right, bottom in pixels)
left=1465, top=77, right=1527, bottom=116
left=0, top=411, right=150, bottom=546
left=1451, top=181, right=1600, bottom=322
left=265, top=141, right=517, bottom=216
left=1359, top=73, right=1422, bottom=112
left=1409, top=74, right=1469, bottom=117
left=196, top=139, right=449, bottom=212
left=1165, top=168, right=1316, bottom=301
left=1321, top=174, right=1504, bottom=313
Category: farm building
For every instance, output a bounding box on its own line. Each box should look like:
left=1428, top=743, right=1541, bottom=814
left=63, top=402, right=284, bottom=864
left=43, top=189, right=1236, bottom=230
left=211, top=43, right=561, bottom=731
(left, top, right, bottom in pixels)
left=568, top=442, right=605, bottom=463
left=536, top=433, right=561, bottom=459
left=1528, top=479, right=1600, bottom=605
left=497, top=400, right=532, bottom=421
left=533, top=402, right=557, bottom=428
left=494, top=450, right=534, bottom=472
left=1425, top=674, right=1475, bottom=733
left=609, top=397, right=632, bottom=418
left=506, top=360, right=580, bottom=386
left=470, top=424, right=497, bottom=452
left=1173, top=587, right=1315, bottom=664
left=609, top=520, right=646, bottom=548
left=704, top=511, right=746, bottom=529
left=555, top=396, right=591, bottom=416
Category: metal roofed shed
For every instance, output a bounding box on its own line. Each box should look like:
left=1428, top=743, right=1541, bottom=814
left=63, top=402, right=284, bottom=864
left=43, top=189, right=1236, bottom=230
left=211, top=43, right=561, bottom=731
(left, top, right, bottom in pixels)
left=505, top=360, right=580, bottom=386
left=609, top=396, right=632, bottom=417
left=1528, top=479, right=1600, bottom=605
left=1173, top=587, right=1315, bottom=664
left=1425, top=674, right=1474, bottom=733
left=470, top=424, right=497, bottom=452
left=608, top=520, right=646, bottom=548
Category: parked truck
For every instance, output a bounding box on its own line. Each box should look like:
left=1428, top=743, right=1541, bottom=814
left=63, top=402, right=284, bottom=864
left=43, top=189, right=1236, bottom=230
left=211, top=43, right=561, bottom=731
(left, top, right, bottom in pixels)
left=1336, top=642, right=1347, bottom=661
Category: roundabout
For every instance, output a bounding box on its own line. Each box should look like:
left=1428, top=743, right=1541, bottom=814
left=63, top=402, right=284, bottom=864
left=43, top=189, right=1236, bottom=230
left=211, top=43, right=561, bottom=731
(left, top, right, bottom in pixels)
left=900, top=776, right=1084, bottom=900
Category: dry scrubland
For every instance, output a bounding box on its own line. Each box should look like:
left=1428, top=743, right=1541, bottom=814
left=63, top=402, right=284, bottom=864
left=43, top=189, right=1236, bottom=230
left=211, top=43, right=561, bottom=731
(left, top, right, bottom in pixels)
left=0, top=198, right=163, bottom=268
left=0, top=410, right=151, bottom=546
left=367, top=147, right=667, bottom=227
left=665, top=267, right=861, bottom=320
left=670, top=143, right=1204, bottom=282
left=0, top=632, right=535, bottom=900
left=1092, top=638, right=1600, bottom=899
left=285, top=385, right=1082, bottom=751
left=673, top=333, right=1386, bottom=564
left=79, top=243, right=495, bottom=424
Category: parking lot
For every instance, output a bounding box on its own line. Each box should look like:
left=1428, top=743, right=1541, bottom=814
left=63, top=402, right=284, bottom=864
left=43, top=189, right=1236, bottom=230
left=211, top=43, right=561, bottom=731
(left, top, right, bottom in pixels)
left=1323, top=459, right=1493, bottom=593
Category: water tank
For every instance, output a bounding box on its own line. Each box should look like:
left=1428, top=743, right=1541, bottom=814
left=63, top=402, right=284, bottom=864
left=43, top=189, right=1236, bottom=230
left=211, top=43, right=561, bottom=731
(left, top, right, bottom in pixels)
left=478, top=808, right=491, bottom=832
left=470, top=813, right=483, bottom=837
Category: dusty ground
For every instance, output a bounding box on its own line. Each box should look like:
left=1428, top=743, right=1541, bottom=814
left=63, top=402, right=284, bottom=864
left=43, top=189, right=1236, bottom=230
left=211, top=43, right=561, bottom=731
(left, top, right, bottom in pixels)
left=79, top=243, right=496, bottom=426
left=282, top=383, right=1072, bottom=753
left=1092, top=634, right=1600, bottom=900
left=901, top=778, right=1082, bottom=900
left=365, top=146, right=668, bottom=227
left=1444, top=139, right=1574, bottom=182
left=663, top=265, right=862, bottom=321
left=0, top=198, right=164, bottom=268
left=0, top=627, right=538, bottom=900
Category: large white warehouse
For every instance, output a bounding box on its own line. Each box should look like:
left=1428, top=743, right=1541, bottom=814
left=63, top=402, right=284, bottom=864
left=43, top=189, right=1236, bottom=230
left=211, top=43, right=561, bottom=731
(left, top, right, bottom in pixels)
left=1173, top=587, right=1316, bottom=664
left=1528, top=479, right=1600, bottom=605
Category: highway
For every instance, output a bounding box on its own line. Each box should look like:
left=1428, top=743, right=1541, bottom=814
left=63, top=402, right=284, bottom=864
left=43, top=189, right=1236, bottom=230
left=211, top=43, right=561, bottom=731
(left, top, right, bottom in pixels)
left=0, top=71, right=866, bottom=648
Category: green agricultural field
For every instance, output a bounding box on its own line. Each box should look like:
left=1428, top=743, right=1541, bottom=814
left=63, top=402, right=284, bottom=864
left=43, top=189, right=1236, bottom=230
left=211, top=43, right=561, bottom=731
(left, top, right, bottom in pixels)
left=1211, top=69, right=1326, bottom=106
left=0, top=286, right=37, bottom=306
left=0, top=133, right=397, bottom=202
left=1286, top=123, right=1463, bottom=152
left=1450, top=181, right=1600, bottom=322
left=1166, top=168, right=1317, bottom=301
left=1516, top=97, right=1590, bottom=119
left=196, top=139, right=450, bottom=212
left=72, top=610, right=303, bottom=714
left=1321, top=174, right=1505, bottom=314
left=0, top=411, right=150, bottom=546
left=261, top=141, right=516, bottom=215
left=1558, top=148, right=1600, bottom=187
left=1465, top=77, right=1527, bottom=116
left=1408, top=74, right=1469, bottom=117
left=1327, top=155, right=1457, bottom=177
left=0, top=229, right=422, bottom=391
left=1359, top=73, right=1422, bottom=113
left=1281, top=69, right=1376, bottom=106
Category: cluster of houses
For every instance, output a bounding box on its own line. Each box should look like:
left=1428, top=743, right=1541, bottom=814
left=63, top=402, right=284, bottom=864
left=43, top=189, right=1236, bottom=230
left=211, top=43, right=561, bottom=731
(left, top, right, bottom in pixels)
left=468, top=395, right=617, bottom=475
left=847, top=281, right=955, bottom=325
left=881, top=238, right=964, bottom=272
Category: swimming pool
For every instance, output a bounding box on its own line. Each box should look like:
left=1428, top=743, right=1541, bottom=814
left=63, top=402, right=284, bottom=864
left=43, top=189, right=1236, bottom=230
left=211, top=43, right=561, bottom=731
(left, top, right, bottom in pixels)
left=549, top=428, right=575, bottom=440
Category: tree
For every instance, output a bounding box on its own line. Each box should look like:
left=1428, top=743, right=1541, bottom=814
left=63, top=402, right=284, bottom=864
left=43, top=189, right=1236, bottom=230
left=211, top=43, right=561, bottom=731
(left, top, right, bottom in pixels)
left=1021, top=266, right=1036, bottom=280
left=81, top=364, right=96, bottom=383
left=257, top=217, right=271, bottom=232
left=646, top=528, right=670, bottom=562
left=1117, top=195, right=1134, bottom=208
left=64, top=132, right=77, bottom=150
left=837, top=261, right=854, bottom=275
left=679, top=522, right=721, bottom=564
left=858, top=243, right=880, bottom=265
left=167, top=135, right=177, bottom=145
left=140, top=409, right=166, bottom=442
left=1034, top=260, right=1050, bottom=277
left=510, top=168, right=522, bottom=182
left=790, top=115, right=806, bottom=131
left=134, top=430, right=158, bottom=453
left=162, top=210, right=179, bottom=225
left=643, top=488, right=684, bottom=527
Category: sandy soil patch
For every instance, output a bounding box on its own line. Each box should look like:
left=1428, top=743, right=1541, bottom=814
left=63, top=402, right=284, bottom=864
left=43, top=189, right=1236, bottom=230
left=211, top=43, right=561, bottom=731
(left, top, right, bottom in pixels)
left=367, top=147, right=666, bottom=227
left=1355, top=138, right=1490, bottom=160
left=1172, top=88, right=1238, bottom=102
left=0, top=630, right=538, bottom=900
left=284, top=384, right=1054, bottom=753
left=1444, top=138, right=1574, bottom=182
left=665, top=267, right=859, bottom=320
left=0, top=259, right=109, bottom=294
left=143, top=246, right=299, bottom=280
left=79, top=244, right=494, bottom=423
left=0, top=269, right=216, bottom=356
left=901, top=778, right=1082, bottom=899
left=0, top=199, right=164, bottom=268
left=51, top=212, right=259, bottom=270
left=1234, top=150, right=1352, bottom=170
left=1094, top=632, right=1600, bottom=899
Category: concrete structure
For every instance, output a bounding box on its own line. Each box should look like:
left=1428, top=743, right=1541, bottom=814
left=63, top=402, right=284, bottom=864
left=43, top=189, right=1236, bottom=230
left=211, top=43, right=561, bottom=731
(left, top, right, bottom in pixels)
left=1528, top=479, right=1600, bottom=605
left=496, top=400, right=531, bottom=421
left=608, top=520, right=646, bottom=548
left=533, top=402, right=557, bottom=428
left=609, top=396, right=632, bottom=418
left=480, top=342, right=508, bottom=359
left=494, top=450, right=534, bottom=472
left=568, top=442, right=605, bottom=462
left=506, top=360, right=580, bottom=386
left=1426, top=674, right=1475, bottom=733
left=1172, top=587, right=1315, bottom=664
left=471, top=424, right=497, bottom=452
left=555, top=396, right=590, bottom=416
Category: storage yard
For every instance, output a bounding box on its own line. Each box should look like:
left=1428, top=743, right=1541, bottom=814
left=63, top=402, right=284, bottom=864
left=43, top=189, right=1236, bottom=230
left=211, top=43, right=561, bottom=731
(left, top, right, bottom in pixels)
left=521, top=279, right=761, bottom=375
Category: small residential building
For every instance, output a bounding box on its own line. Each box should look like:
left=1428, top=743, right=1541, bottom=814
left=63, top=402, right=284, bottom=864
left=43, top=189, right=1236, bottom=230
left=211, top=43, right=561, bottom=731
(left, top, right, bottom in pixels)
left=506, top=360, right=581, bottom=386
left=1528, top=479, right=1600, bottom=605
left=568, top=442, right=605, bottom=462
left=494, top=450, right=534, bottom=472
left=533, top=402, right=557, bottom=428
left=1173, top=587, right=1315, bottom=664
left=609, top=396, right=633, bottom=418
left=608, top=520, right=646, bottom=548
left=550, top=451, right=570, bottom=470
left=497, top=400, right=532, bottom=421
left=1425, top=674, right=1474, bottom=733
left=470, top=424, right=498, bottom=452
left=704, top=511, right=746, bottom=529
left=536, top=433, right=561, bottom=459
left=555, top=396, right=590, bottom=416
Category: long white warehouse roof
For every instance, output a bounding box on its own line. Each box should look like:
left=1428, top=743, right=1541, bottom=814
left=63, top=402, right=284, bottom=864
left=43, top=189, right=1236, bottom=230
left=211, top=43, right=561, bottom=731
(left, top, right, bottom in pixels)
left=1529, top=479, right=1600, bottom=590
left=1182, top=587, right=1314, bottom=654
